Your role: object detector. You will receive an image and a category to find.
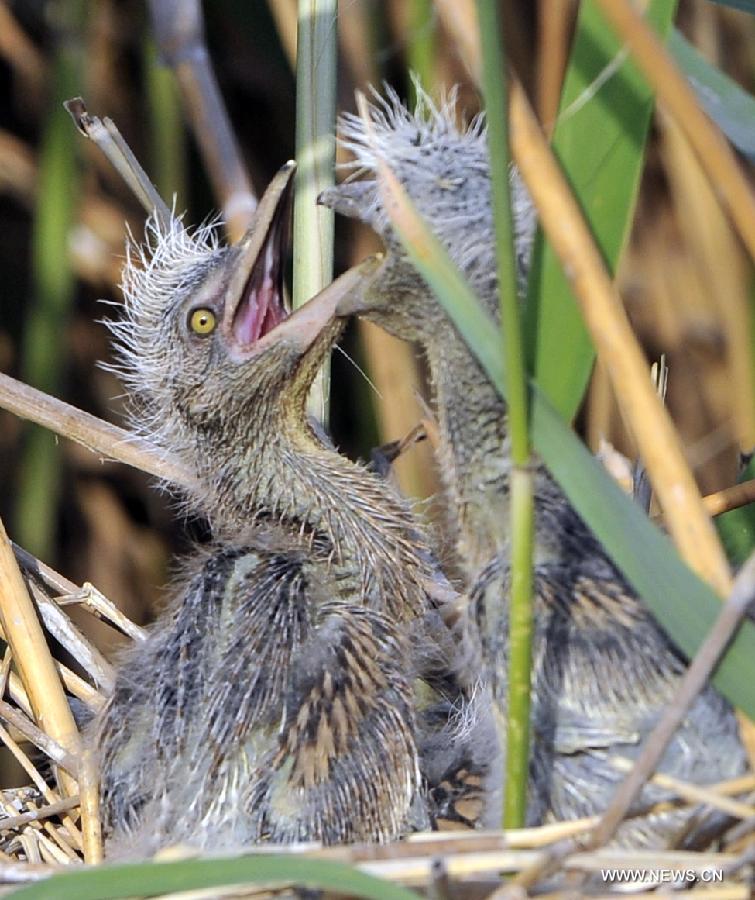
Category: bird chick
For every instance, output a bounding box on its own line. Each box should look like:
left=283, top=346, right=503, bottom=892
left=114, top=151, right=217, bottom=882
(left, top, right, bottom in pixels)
left=320, top=90, right=746, bottom=846
left=98, top=162, right=498, bottom=857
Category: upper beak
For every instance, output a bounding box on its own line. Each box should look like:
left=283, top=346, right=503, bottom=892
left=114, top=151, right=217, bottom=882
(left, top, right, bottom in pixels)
left=220, top=160, right=383, bottom=358
left=221, top=160, right=296, bottom=337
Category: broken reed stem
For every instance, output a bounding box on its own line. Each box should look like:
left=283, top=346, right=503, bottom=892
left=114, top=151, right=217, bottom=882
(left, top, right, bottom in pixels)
left=0, top=518, right=79, bottom=801
left=477, top=0, right=534, bottom=830
left=589, top=548, right=755, bottom=849
left=147, top=0, right=256, bottom=241
left=507, top=78, right=733, bottom=599
left=0, top=371, right=194, bottom=489
left=293, top=0, right=338, bottom=421
left=64, top=97, right=171, bottom=229
left=593, top=0, right=755, bottom=263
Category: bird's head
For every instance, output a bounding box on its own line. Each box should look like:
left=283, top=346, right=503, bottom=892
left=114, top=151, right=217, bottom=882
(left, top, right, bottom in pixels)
left=109, top=162, right=343, bottom=471
left=319, top=86, right=534, bottom=341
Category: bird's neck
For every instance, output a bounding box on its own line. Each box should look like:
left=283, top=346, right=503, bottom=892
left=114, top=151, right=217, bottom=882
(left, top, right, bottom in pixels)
left=425, top=326, right=511, bottom=577
left=195, top=400, right=440, bottom=624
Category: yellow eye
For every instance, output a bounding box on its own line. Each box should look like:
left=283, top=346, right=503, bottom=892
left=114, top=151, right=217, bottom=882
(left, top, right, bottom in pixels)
left=189, top=308, right=217, bottom=335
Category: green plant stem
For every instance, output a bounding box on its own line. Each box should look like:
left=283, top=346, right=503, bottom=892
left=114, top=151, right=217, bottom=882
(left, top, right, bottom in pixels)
left=144, top=37, right=186, bottom=207
left=477, top=0, right=534, bottom=828
left=408, top=0, right=436, bottom=103
left=16, top=3, right=82, bottom=561
left=293, top=0, right=337, bottom=421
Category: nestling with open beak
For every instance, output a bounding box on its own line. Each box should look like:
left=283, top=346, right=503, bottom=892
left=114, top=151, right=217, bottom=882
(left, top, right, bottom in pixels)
left=97, top=161, right=500, bottom=857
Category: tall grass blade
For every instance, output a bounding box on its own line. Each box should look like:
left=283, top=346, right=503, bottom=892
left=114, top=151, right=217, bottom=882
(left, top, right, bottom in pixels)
left=523, top=0, right=677, bottom=421
left=5, top=855, right=419, bottom=900
left=294, top=0, right=338, bottom=421
left=669, top=29, right=755, bottom=162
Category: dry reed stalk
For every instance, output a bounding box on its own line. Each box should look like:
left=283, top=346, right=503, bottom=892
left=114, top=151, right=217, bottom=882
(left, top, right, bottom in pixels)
left=13, top=544, right=146, bottom=642
left=60, top=583, right=147, bottom=644
left=266, top=0, right=297, bottom=66
left=77, top=748, right=102, bottom=864
left=0, top=797, right=79, bottom=835
left=536, top=0, right=576, bottom=129
left=0, top=701, right=77, bottom=776
left=507, top=78, right=733, bottom=597
left=609, top=756, right=755, bottom=820
left=0, top=724, right=81, bottom=855
left=699, top=481, right=755, bottom=518
left=593, top=0, right=755, bottom=263
left=658, top=110, right=755, bottom=450
left=0, top=519, right=79, bottom=800
left=27, top=583, right=114, bottom=692
left=0, top=372, right=194, bottom=489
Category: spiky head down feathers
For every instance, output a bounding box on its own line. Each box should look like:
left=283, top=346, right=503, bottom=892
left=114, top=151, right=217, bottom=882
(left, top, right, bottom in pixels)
left=320, top=85, right=535, bottom=339
left=105, top=163, right=336, bottom=498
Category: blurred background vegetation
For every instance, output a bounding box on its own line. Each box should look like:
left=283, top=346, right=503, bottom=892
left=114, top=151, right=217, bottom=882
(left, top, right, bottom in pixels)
left=0, top=0, right=753, bottom=636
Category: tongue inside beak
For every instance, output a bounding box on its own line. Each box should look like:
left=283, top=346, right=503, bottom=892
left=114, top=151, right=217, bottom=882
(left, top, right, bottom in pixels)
left=231, top=230, right=288, bottom=345
left=225, top=162, right=294, bottom=351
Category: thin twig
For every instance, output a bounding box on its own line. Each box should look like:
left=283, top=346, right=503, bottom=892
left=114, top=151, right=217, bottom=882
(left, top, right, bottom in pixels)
left=703, top=479, right=755, bottom=519
left=593, top=0, right=755, bottom=262
left=589, top=549, right=755, bottom=849
left=0, top=797, right=79, bottom=835
left=77, top=747, right=102, bottom=864
left=27, top=582, right=114, bottom=694
left=64, top=97, right=171, bottom=228
left=608, top=755, right=755, bottom=820
left=0, top=701, right=78, bottom=777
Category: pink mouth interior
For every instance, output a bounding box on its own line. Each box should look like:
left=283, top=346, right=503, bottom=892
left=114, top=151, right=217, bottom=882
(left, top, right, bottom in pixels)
left=231, top=216, right=289, bottom=347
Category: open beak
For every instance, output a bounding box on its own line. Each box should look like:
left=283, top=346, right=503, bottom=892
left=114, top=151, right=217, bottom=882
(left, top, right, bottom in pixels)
left=221, top=159, right=383, bottom=359
left=222, top=160, right=296, bottom=353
